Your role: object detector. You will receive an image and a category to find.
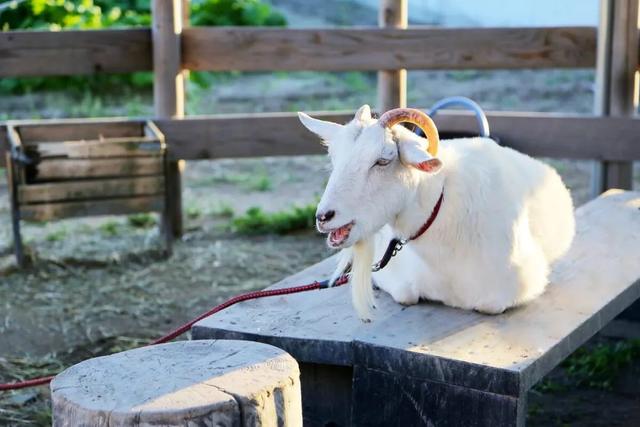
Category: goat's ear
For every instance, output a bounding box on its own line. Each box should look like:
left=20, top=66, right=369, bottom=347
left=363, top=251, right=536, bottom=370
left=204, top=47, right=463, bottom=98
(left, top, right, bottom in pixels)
left=298, top=112, right=343, bottom=142
left=396, top=131, right=443, bottom=174
left=354, top=104, right=371, bottom=123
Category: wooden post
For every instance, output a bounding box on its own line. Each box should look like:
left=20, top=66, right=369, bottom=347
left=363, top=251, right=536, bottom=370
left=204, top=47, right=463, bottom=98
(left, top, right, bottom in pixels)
left=5, top=151, right=25, bottom=267
left=377, top=0, right=407, bottom=112
left=51, top=340, right=303, bottom=426
left=592, top=0, right=639, bottom=195
left=152, top=0, right=184, bottom=238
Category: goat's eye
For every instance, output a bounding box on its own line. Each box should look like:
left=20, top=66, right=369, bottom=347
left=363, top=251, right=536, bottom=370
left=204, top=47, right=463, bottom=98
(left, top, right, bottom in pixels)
left=374, top=158, right=392, bottom=167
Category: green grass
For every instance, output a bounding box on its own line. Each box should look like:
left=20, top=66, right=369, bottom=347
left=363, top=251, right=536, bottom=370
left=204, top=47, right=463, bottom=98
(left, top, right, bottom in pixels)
left=186, top=205, right=203, bottom=220
left=232, top=204, right=316, bottom=235
left=127, top=213, right=156, bottom=229
left=244, top=175, right=273, bottom=192
left=99, top=221, right=121, bottom=237
left=211, top=202, right=235, bottom=218
left=45, top=228, right=67, bottom=242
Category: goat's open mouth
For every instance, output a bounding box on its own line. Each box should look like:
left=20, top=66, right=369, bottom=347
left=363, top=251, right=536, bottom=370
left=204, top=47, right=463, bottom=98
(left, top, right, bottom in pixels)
left=328, top=222, right=355, bottom=247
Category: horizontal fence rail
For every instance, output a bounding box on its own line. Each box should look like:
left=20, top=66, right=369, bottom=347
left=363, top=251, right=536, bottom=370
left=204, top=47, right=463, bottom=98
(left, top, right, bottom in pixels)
left=0, top=26, right=603, bottom=77
left=158, top=111, right=640, bottom=161
left=4, top=112, right=639, bottom=165
left=0, top=29, right=152, bottom=77
left=183, top=26, right=598, bottom=71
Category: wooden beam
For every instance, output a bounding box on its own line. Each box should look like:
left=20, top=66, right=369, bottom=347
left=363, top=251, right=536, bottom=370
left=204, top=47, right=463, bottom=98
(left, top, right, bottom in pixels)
left=152, top=111, right=640, bottom=162
left=25, top=138, right=162, bottom=159
left=31, top=158, right=164, bottom=181
left=18, top=177, right=165, bottom=204
left=0, top=29, right=152, bottom=77
left=377, top=0, right=407, bottom=111
left=182, top=26, right=597, bottom=72
left=4, top=111, right=640, bottom=165
left=20, top=196, right=164, bottom=222
left=14, top=119, right=144, bottom=143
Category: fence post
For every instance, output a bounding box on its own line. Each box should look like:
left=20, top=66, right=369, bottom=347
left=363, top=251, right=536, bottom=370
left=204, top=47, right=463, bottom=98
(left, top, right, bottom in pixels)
left=591, top=0, right=638, bottom=196
left=152, top=0, right=184, bottom=238
left=377, top=0, right=408, bottom=112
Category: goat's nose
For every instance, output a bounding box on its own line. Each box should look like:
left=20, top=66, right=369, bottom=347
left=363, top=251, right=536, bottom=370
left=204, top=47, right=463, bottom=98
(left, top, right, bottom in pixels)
left=316, top=210, right=336, bottom=223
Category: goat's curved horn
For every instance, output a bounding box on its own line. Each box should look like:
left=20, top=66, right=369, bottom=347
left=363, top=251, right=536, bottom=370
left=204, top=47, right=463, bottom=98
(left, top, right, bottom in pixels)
left=378, top=108, right=439, bottom=156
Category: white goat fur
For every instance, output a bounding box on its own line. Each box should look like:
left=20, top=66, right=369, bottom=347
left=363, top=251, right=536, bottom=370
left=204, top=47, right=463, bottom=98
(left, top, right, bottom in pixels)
left=299, top=105, right=575, bottom=321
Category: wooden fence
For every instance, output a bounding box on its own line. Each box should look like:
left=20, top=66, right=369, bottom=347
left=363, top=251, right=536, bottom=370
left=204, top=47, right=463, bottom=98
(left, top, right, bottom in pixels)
left=1, top=0, right=639, bottom=234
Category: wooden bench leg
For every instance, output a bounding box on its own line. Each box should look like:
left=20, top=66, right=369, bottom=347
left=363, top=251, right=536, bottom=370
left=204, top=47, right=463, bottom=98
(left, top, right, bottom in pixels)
left=351, top=366, right=525, bottom=427
left=166, top=160, right=183, bottom=239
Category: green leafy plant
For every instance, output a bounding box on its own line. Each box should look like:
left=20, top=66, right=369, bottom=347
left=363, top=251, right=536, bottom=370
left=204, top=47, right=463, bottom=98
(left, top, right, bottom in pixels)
left=45, top=228, right=67, bottom=242
left=186, top=205, right=203, bottom=220
left=562, top=339, right=640, bottom=390
left=99, top=220, right=121, bottom=236
left=243, top=175, right=273, bottom=192
left=127, top=213, right=156, bottom=228
left=0, top=0, right=286, bottom=94
left=232, top=203, right=316, bottom=235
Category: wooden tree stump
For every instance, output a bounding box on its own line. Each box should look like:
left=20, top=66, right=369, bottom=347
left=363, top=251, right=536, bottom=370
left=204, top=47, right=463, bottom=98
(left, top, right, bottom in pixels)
left=50, top=340, right=302, bottom=427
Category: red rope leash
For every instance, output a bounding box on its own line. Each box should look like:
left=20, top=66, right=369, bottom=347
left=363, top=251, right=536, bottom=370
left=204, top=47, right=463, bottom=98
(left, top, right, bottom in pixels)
left=0, top=275, right=348, bottom=392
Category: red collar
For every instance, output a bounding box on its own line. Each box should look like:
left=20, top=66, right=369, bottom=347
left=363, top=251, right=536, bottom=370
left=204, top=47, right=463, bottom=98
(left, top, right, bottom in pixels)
left=370, top=188, right=444, bottom=273
left=409, top=187, right=445, bottom=241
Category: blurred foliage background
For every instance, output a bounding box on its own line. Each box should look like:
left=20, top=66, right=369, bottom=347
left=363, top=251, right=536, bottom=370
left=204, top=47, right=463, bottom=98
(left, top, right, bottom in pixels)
left=0, top=0, right=287, bottom=94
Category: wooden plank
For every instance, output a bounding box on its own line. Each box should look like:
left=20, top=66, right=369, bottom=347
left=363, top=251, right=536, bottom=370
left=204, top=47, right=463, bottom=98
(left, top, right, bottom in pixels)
left=153, top=0, right=184, bottom=240
left=30, top=157, right=164, bottom=181
left=25, top=137, right=162, bottom=159
left=155, top=111, right=640, bottom=161
left=20, top=195, right=164, bottom=221
left=0, top=29, right=152, bottom=77
left=14, top=119, right=144, bottom=144
left=182, top=26, right=597, bottom=71
left=18, top=176, right=165, bottom=204
left=377, top=0, right=407, bottom=111
left=193, top=191, right=640, bottom=397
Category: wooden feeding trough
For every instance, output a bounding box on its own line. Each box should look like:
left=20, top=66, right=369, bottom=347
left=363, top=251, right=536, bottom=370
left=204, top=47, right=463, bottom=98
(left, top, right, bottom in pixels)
left=5, top=120, right=172, bottom=266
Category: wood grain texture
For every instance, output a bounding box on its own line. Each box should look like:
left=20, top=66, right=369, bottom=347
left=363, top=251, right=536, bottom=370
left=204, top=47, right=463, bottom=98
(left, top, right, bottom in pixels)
left=351, top=367, right=523, bottom=427
left=13, top=119, right=144, bottom=143
left=377, top=0, right=407, bottom=111
left=20, top=195, right=164, bottom=221
left=18, top=176, right=165, bottom=204
left=154, top=111, right=640, bottom=161
left=182, top=26, right=597, bottom=71
left=4, top=111, right=640, bottom=166
left=25, top=137, right=162, bottom=159
left=0, top=29, right=151, bottom=77
left=31, top=157, right=164, bottom=181
left=153, top=0, right=184, bottom=238
left=51, top=340, right=302, bottom=427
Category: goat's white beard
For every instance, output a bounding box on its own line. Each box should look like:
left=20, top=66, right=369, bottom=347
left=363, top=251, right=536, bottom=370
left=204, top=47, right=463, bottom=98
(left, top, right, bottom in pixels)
left=331, top=237, right=375, bottom=321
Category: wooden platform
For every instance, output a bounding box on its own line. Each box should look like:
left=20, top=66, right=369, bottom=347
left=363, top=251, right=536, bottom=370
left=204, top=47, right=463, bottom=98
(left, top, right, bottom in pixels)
left=193, top=190, right=640, bottom=426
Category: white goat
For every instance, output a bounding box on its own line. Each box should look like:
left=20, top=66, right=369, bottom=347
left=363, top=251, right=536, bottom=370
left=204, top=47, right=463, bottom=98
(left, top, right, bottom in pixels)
left=299, top=105, right=575, bottom=321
